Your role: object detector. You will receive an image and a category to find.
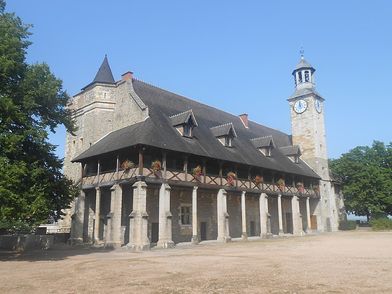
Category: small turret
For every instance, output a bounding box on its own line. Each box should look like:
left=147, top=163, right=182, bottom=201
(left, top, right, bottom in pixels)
left=82, top=55, right=115, bottom=91
left=292, top=55, right=315, bottom=90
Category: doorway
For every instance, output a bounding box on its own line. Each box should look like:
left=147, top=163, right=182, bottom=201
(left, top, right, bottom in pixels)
left=249, top=221, right=256, bottom=237
left=200, top=222, right=207, bottom=241
left=151, top=222, right=159, bottom=244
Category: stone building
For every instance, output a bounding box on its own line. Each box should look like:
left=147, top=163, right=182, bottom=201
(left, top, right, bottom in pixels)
left=64, top=55, right=344, bottom=249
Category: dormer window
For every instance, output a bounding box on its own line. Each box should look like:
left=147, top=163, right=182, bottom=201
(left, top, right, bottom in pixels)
left=250, top=136, right=275, bottom=157
left=211, top=123, right=237, bottom=148
left=260, top=146, right=272, bottom=157
left=183, top=122, right=192, bottom=137
left=279, top=145, right=301, bottom=163
left=170, top=109, right=198, bottom=138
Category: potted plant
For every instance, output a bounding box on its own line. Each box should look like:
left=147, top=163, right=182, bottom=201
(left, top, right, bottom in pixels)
left=313, top=185, right=320, bottom=194
left=254, top=175, right=263, bottom=186
left=192, top=165, right=202, bottom=180
left=296, top=182, right=304, bottom=193
left=151, top=160, right=162, bottom=176
left=277, top=178, right=285, bottom=192
left=227, top=172, right=237, bottom=186
left=121, top=159, right=134, bottom=171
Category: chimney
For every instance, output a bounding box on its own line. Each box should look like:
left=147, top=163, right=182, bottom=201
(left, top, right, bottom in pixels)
left=121, top=71, right=133, bottom=81
left=239, top=113, right=249, bottom=128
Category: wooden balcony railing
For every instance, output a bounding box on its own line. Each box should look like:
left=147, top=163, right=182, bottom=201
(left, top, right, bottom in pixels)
left=82, top=168, right=318, bottom=197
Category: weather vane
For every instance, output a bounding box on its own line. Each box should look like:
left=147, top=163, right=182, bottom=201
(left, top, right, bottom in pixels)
left=300, top=47, right=304, bottom=59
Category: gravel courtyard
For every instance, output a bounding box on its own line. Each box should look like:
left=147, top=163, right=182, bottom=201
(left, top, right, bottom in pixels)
left=1, top=231, right=391, bottom=293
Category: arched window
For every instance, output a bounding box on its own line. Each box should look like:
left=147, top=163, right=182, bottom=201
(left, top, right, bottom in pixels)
left=298, top=71, right=303, bottom=83
left=304, top=71, right=310, bottom=82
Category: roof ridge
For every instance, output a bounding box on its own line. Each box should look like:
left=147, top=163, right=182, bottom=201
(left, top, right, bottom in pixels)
left=210, top=122, right=234, bottom=129
left=250, top=135, right=273, bottom=141
left=169, top=109, right=193, bottom=118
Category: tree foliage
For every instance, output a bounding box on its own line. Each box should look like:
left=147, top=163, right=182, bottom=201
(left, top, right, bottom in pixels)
left=0, top=0, right=78, bottom=233
left=330, top=141, right=392, bottom=220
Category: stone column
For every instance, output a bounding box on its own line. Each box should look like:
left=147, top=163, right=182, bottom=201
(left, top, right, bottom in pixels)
left=277, top=194, right=284, bottom=234
left=70, top=190, right=85, bottom=244
left=241, top=191, right=247, bottom=240
left=217, top=189, right=231, bottom=242
left=94, top=187, right=101, bottom=243
left=306, top=197, right=312, bottom=233
left=127, top=181, right=150, bottom=251
left=157, top=183, right=174, bottom=248
left=191, top=186, right=199, bottom=244
left=259, top=193, right=268, bottom=238
left=265, top=195, right=272, bottom=235
left=291, top=195, right=302, bottom=235
left=105, top=184, right=122, bottom=248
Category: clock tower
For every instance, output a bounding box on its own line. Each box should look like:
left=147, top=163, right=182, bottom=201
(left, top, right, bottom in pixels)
left=288, top=55, right=339, bottom=232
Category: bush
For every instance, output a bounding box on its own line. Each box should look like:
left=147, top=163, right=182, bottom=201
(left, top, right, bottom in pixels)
left=370, top=218, right=392, bottom=231
left=338, top=220, right=357, bottom=230
left=0, top=220, right=34, bottom=235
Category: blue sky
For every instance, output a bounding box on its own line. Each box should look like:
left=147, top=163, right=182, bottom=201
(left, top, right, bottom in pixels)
left=7, top=0, right=392, bottom=160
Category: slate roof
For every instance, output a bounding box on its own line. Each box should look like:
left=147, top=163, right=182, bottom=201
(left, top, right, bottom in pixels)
left=82, top=56, right=115, bottom=90
left=288, top=87, right=324, bottom=101
left=73, top=79, right=320, bottom=179
left=279, top=145, right=301, bottom=156
left=170, top=109, right=198, bottom=127
left=250, top=136, right=274, bottom=148
left=210, top=123, right=237, bottom=138
left=294, top=57, right=315, bottom=72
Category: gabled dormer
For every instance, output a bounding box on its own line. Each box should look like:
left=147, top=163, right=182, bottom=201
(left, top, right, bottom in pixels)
left=251, top=135, right=275, bottom=157
left=170, top=109, right=198, bottom=138
left=279, top=145, right=302, bottom=163
left=210, top=123, right=237, bottom=147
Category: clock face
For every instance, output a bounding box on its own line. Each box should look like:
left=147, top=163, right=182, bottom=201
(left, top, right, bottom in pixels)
left=315, top=99, right=322, bottom=113
left=293, top=99, right=308, bottom=114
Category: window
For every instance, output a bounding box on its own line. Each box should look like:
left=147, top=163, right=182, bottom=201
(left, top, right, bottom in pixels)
left=183, top=123, right=192, bottom=137
left=259, top=146, right=272, bottom=157
left=225, top=136, right=232, bottom=147
left=298, top=71, right=303, bottom=83
left=304, top=71, right=310, bottom=82
left=180, top=205, right=191, bottom=225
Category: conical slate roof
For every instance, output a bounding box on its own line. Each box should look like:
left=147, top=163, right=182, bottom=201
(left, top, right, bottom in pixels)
left=82, top=55, right=115, bottom=90
left=93, top=55, right=115, bottom=84
left=293, top=57, right=315, bottom=74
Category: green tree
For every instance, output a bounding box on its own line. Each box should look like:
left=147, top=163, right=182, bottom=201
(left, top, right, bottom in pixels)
left=0, top=0, right=78, bottom=233
left=330, top=141, right=392, bottom=221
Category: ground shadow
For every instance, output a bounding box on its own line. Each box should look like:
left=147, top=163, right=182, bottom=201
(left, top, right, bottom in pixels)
left=0, top=243, right=116, bottom=262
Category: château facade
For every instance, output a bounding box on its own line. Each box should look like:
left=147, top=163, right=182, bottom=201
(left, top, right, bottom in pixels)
left=64, top=55, right=344, bottom=249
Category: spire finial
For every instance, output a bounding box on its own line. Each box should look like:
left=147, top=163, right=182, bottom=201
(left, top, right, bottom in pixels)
left=300, top=47, right=304, bottom=59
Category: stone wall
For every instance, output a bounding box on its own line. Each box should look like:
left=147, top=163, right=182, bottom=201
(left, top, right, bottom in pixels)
left=246, top=194, right=260, bottom=236
left=121, top=184, right=133, bottom=245
left=227, top=192, right=242, bottom=238
left=146, top=187, right=159, bottom=243
left=171, top=188, right=193, bottom=244
left=0, top=235, right=54, bottom=251
left=268, top=197, right=279, bottom=235
left=197, top=189, right=218, bottom=241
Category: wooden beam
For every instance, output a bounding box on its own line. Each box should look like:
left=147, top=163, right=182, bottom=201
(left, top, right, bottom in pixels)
left=162, top=151, right=167, bottom=180
left=138, top=148, right=144, bottom=176
left=202, top=159, right=206, bottom=184
left=184, top=156, right=188, bottom=181
left=97, top=160, right=100, bottom=184
left=219, top=161, right=223, bottom=186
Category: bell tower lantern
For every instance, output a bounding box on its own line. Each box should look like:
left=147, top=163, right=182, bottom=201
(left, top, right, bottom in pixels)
left=292, top=54, right=316, bottom=90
